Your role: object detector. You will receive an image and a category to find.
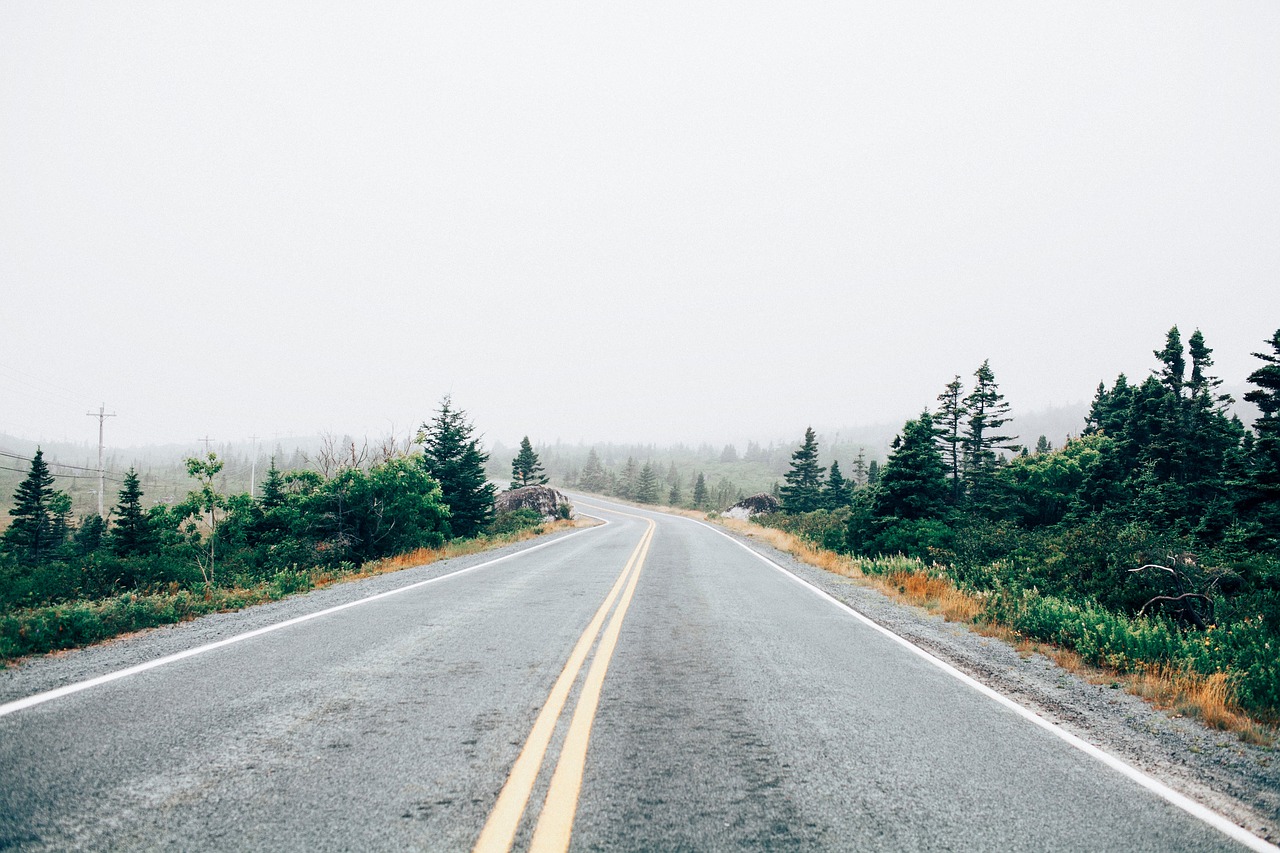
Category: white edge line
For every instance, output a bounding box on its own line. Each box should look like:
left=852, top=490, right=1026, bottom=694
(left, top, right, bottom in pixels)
left=690, top=517, right=1277, bottom=853
left=0, top=519, right=610, bottom=719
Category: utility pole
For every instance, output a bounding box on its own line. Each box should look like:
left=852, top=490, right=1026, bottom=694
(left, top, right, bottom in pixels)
left=86, top=403, right=117, bottom=518
left=249, top=434, right=259, bottom=498
left=197, top=435, right=215, bottom=454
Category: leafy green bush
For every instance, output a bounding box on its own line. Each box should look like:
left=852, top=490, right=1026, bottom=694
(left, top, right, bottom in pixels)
left=487, top=508, right=544, bottom=536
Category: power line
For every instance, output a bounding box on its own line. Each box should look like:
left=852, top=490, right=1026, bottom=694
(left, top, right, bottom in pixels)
left=0, top=463, right=122, bottom=482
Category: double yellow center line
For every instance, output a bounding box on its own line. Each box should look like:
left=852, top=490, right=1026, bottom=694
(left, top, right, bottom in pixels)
left=474, top=516, right=656, bottom=853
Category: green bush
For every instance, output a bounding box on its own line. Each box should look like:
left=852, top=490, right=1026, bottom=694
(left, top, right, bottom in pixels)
left=487, top=508, right=544, bottom=536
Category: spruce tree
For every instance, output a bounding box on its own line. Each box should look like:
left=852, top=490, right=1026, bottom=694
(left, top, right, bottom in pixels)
left=1155, top=326, right=1186, bottom=398
left=418, top=396, right=496, bottom=538
left=1035, top=435, right=1052, bottom=455
left=259, top=459, right=287, bottom=510
left=780, top=427, right=826, bottom=513
left=851, top=449, right=868, bottom=488
left=616, top=457, right=639, bottom=499
left=962, top=360, right=1018, bottom=502
left=935, top=375, right=966, bottom=502
left=2, top=448, right=58, bottom=565
left=668, top=480, right=683, bottom=507
left=873, top=412, right=950, bottom=521
left=1242, top=329, right=1280, bottom=527
left=867, top=459, right=880, bottom=485
left=579, top=449, right=609, bottom=493
left=635, top=463, right=659, bottom=503
left=823, top=460, right=851, bottom=509
left=510, top=436, right=548, bottom=488
left=692, top=472, right=709, bottom=509
left=112, top=467, right=156, bottom=557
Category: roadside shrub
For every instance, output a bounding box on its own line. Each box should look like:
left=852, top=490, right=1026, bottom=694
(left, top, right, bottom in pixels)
left=488, top=508, right=544, bottom=536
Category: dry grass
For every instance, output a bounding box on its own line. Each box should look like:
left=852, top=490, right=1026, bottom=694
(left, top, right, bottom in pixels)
left=709, top=516, right=1275, bottom=745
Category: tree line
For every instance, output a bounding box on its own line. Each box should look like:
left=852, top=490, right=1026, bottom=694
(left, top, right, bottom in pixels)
left=0, top=398, right=505, bottom=611
left=765, top=327, right=1280, bottom=719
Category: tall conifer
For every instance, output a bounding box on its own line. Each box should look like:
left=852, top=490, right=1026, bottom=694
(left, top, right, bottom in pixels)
left=418, top=396, right=496, bottom=538
left=780, top=427, right=826, bottom=513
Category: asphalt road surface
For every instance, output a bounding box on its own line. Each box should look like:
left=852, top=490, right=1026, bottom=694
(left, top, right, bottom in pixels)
left=0, top=497, right=1270, bottom=851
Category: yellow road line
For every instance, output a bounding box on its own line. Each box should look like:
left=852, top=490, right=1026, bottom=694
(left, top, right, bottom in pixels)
left=528, top=523, right=654, bottom=853
left=473, top=520, right=654, bottom=853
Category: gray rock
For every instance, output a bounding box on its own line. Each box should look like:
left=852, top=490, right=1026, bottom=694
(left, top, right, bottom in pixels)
left=724, top=492, right=780, bottom=519
left=495, top=485, right=572, bottom=521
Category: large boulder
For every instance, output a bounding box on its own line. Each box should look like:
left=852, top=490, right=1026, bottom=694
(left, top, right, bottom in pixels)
left=724, top=492, right=780, bottom=520
left=495, top=485, right=572, bottom=521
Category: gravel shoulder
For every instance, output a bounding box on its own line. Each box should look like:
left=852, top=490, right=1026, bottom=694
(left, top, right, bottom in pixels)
left=713, top=522, right=1280, bottom=848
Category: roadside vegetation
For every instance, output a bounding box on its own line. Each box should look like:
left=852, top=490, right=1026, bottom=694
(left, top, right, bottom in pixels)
left=0, top=398, right=554, bottom=663
left=748, top=327, right=1280, bottom=735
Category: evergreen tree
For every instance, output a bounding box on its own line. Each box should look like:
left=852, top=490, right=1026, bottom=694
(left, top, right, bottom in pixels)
left=1154, top=326, right=1186, bottom=398
left=510, top=436, right=548, bottom=488
left=692, top=472, right=709, bottom=509
left=720, top=444, right=739, bottom=463
left=873, top=412, right=950, bottom=521
left=822, top=460, right=851, bottom=509
left=418, top=396, right=496, bottom=538
left=2, top=448, right=58, bottom=565
left=112, top=467, right=156, bottom=557
left=259, top=458, right=287, bottom=510
left=635, top=463, right=660, bottom=503
left=962, top=360, right=1018, bottom=502
left=1242, top=329, right=1280, bottom=533
left=616, top=457, right=639, bottom=499
left=934, top=375, right=966, bottom=502
left=579, top=449, right=609, bottom=493
left=1035, top=435, right=1052, bottom=455
left=851, top=449, right=868, bottom=488
left=780, top=427, right=826, bottom=513
left=867, top=459, right=881, bottom=485
left=668, top=479, right=683, bottom=507
left=74, top=514, right=105, bottom=555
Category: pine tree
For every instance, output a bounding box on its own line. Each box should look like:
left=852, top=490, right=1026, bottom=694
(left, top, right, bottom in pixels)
left=1242, top=329, right=1280, bottom=527
left=510, top=436, right=548, bottom=488
left=668, top=480, right=683, bottom=507
left=962, top=360, right=1018, bottom=502
left=112, top=467, right=156, bottom=557
left=74, top=514, right=105, bottom=555
left=635, top=463, right=660, bottom=503
left=692, top=472, right=709, bottom=509
left=780, top=427, right=826, bottom=513
left=259, top=458, right=287, bottom=510
left=851, top=449, right=868, bottom=488
left=935, top=375, right=966, bottom=502
left=867, top=460, right=881, bottom=485
left=1035, top=435, right=1052, bottom=455
left=2, top=448, right=58, bottom=565
left=873, top=412, right=950, bottom=521
left=1155, top=326, right=1186, bottom=398
left=418, top=396, right=496, bottom=538
left=823, top=460, right=851, bottom=509
left=579, top=449, right=609, bottom=493
left=616, top=457, right=639, bottom=499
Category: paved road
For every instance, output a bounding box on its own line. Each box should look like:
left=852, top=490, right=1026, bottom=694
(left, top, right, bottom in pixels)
left=0, top=498, right=1266, bottom=851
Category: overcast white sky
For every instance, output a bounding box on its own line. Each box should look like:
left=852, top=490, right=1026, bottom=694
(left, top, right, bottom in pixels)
left=2, top=2, right=1278, bottom=452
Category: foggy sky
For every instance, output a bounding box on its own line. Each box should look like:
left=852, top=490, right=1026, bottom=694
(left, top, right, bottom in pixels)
left=3, top=2, right=1278, bottom=453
